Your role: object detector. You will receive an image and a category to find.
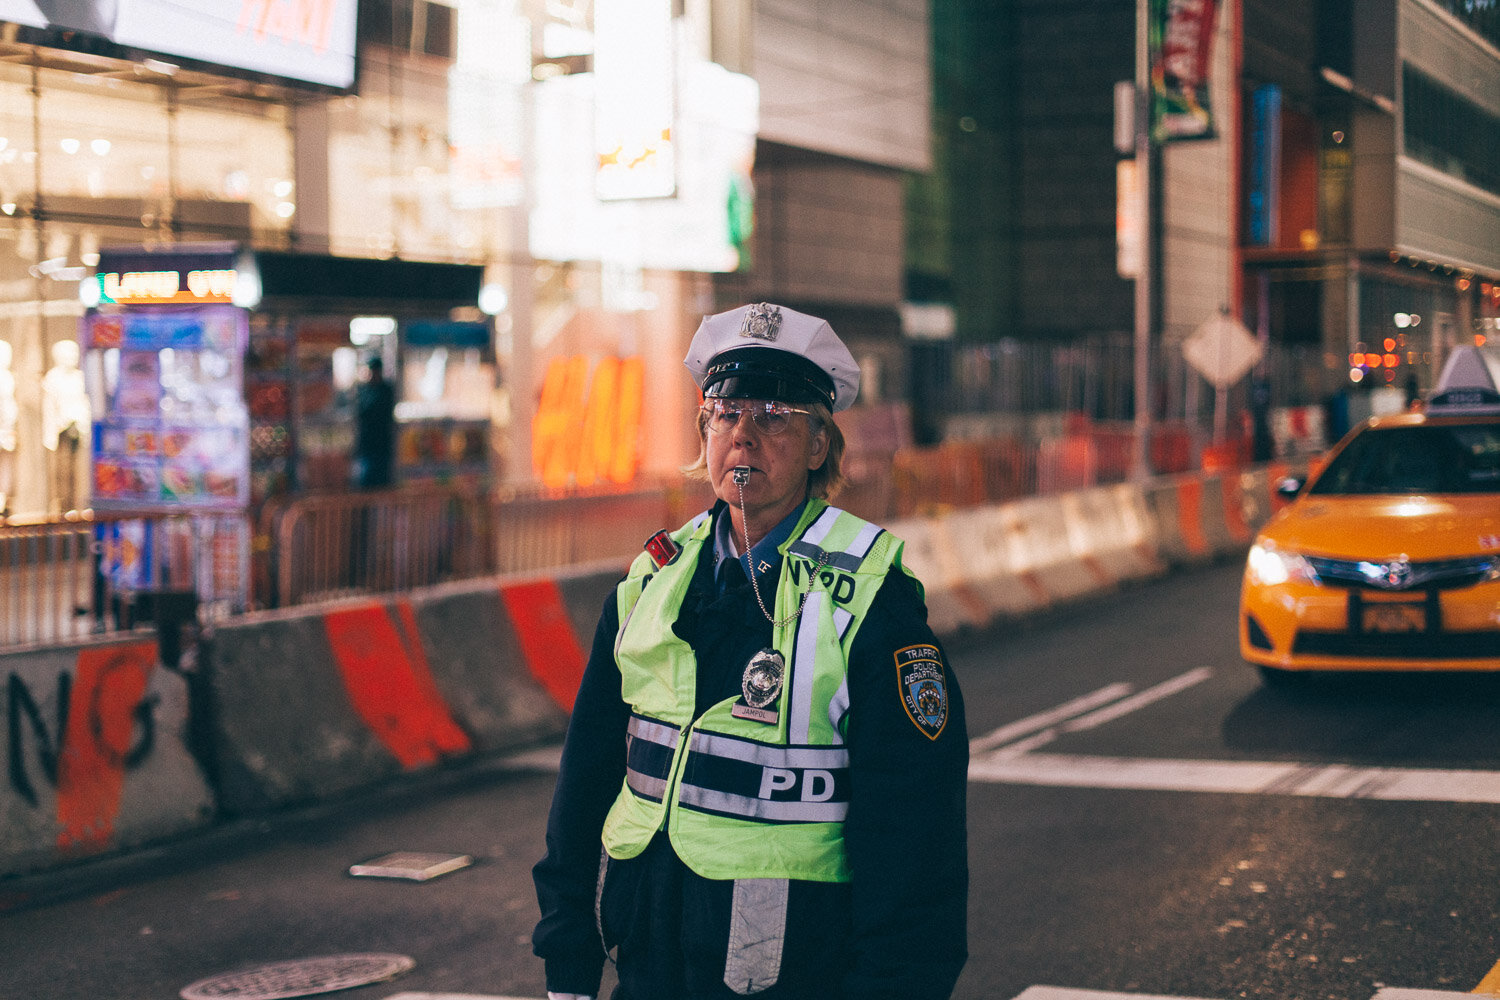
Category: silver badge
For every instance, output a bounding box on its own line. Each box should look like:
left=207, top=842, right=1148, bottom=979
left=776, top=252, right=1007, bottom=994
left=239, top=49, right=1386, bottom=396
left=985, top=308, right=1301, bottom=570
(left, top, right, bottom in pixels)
left=738, top=303, right=782, bottom=342
left=732, top=649, right=783, bottom=724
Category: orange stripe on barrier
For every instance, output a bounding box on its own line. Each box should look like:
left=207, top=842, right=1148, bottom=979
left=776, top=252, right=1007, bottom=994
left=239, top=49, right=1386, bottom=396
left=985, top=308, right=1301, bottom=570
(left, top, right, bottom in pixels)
left=1018, top=570, right=1050, bottom=606
left=500, top=579, right=587, bottom=712
left=55, top=641, right=158, bottom=853
left=323, top=602, right=471, bottom=769
left=951, top=582, right=993, bottom=627
left=1175, top=479, right=1209, bottom=555
left=1221, top=476, right=1250, bottom=542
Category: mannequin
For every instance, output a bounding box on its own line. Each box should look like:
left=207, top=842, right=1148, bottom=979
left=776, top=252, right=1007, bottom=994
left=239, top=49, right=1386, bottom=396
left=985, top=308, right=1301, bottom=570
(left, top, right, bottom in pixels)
left=42, top=339, right=91, bottom=515
left=0, top=340, right=15, bottom=517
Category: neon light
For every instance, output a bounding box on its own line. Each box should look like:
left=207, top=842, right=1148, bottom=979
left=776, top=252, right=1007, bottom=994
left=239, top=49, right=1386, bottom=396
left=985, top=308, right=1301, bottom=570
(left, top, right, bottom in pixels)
left=533, top=354, right=644, bottom=488
left=100, top=268, right=239, bottom=304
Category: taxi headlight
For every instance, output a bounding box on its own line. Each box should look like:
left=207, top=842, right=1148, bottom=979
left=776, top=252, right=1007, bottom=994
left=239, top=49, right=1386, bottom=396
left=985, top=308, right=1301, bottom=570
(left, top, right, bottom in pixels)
left=1246, top=541, right=1316, bottom=586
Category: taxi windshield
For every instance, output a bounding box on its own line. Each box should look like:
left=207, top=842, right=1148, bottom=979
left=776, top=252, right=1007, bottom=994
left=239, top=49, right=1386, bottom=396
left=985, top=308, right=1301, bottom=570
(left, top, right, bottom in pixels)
left=1310, top=423, right=1500, bottom=495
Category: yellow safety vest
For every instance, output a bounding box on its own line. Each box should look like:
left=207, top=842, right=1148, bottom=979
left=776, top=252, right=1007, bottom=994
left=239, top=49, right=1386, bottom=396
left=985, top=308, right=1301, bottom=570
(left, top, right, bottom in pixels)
left=600, top=500, right=912, bottom=882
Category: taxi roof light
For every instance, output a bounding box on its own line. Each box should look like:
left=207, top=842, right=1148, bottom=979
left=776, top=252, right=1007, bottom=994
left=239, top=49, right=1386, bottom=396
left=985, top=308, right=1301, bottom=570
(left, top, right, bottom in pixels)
left=1426, top=345, right=1500, bottom=414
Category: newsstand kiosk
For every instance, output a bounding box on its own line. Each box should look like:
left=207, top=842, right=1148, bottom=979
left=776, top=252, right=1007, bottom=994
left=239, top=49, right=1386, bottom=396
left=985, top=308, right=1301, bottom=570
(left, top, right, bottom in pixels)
left=83, top=242, right=493, bottom=612
left=82, top=243, right=253, bottom=629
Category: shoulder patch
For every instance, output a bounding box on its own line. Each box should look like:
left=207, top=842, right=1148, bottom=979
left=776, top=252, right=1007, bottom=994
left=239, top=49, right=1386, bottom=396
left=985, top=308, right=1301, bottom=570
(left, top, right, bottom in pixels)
left=895, top=644, right=948, bottom=740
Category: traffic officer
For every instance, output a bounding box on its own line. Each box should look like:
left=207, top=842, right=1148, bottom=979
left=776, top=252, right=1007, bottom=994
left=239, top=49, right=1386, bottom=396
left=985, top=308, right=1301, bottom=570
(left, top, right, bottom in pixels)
left=532, top=302, right=968, bottom=1000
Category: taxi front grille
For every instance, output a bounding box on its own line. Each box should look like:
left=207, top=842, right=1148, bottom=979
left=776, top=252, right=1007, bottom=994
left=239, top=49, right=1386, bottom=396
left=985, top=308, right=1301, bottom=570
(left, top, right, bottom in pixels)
left=1293, top=631, right=1500, bottom=659
left=1306, top=555, right=1498, bottom=591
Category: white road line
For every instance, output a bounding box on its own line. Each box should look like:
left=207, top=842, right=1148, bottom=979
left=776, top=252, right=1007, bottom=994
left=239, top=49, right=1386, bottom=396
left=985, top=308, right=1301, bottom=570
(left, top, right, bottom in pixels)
left=1008, top=989, right=1476, bottom=1000
left=971, top=751, right=1500, bottom=803
left=970, top=683, right=1134, bottom=754
left=1055, top=668, right=1213, bottom=733
left=507, top=671, right=1500, bottom=805
left=382, top=989, right=1480, bottom=1000
left=1010, top=987, right=1224, bottom=1000
left=986, top=669, right=1213, bottom=760
left=496, top=746, right=565, bottom=771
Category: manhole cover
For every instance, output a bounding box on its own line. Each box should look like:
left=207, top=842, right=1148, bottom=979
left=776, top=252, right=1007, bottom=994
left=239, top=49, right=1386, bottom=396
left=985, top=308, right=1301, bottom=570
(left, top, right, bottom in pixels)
left=180, top=953, right=415, bottom=1000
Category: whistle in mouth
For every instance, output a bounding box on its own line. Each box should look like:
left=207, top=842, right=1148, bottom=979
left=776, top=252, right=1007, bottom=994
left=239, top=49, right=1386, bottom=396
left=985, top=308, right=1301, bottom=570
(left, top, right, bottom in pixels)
left=732, top=466, right=751, bottom=485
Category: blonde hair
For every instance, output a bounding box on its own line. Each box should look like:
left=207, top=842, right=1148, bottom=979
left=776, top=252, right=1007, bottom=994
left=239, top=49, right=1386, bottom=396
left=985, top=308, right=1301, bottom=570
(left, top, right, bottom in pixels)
left=682, top=401, right=848, bottom=500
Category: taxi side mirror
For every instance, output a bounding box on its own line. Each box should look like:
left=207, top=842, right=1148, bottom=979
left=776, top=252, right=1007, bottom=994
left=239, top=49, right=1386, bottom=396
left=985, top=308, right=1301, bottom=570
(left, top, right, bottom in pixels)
left=1275, top=477, right=1304, bottom=500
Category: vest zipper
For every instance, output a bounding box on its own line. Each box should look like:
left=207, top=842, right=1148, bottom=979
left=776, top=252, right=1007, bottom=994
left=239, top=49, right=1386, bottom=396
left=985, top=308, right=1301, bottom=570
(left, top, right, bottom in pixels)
left=658, top=716, right=699, bottom=832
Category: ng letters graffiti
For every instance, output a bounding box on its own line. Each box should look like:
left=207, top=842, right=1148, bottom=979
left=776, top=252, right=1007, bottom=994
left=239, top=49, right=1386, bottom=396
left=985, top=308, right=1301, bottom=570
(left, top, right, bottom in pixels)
left=7, top=662, right=156, bottom=808
left=4, top=643, right=160, bottom=855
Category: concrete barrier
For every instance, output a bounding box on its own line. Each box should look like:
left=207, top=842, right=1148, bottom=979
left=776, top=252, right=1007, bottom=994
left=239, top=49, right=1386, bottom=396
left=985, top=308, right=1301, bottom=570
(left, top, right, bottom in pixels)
left=892, top=462, right=1302, bottom=637
left=0, top=639, right=215, bottom=878
left=204, top=564, right=626, bottom=817
left=1, top=463, right=1307, bottom=880
left=1059, top=483, right=1166, bottom=588
left=888, top=512, right=1020, bottom=629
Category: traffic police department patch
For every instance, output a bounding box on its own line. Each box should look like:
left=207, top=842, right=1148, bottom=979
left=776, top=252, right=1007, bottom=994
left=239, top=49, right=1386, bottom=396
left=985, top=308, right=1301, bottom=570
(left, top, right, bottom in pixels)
left=895, top=644, right=948, bottom=740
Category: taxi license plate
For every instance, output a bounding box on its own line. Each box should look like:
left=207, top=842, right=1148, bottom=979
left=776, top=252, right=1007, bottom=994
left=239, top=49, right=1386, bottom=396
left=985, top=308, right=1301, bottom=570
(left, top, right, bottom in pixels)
left=1361, top=602, right=1426, bottom=633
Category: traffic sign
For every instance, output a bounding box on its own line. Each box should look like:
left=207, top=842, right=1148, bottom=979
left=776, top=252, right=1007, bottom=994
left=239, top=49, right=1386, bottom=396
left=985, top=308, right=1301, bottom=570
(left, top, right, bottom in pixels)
left=1183, top=312, right=1262, bottom=388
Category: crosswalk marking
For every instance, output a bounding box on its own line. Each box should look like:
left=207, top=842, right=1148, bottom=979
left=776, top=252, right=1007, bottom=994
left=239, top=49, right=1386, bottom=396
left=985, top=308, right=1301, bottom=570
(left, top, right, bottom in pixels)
left=499, top=667, right=1500, bottom=806
left=965, top=668, right=1500, bottom=805
left=1009, top=990, right=1478, bottom=1000
left=1011, top=988, right=1222, bottom=1000
left=969, top=750, right=1500, bottom=803
left=385, top=989, right=1484, bottom=1000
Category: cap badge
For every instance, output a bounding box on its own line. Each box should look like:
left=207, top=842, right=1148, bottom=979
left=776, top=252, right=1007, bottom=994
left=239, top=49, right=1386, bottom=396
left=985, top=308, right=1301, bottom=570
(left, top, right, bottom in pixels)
left=738, top=303, right=783, bottom=342
left=731, top=648, right=784, bottom=724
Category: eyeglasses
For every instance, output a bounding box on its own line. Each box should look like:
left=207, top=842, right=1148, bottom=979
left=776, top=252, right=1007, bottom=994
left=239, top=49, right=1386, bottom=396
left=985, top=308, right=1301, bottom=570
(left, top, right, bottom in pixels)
left=701, top=398, right=812, bottom=436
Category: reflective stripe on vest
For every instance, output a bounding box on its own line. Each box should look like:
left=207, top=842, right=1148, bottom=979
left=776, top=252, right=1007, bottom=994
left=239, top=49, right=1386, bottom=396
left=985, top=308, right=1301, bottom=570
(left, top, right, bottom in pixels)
left=784, top=506, right=884, bottom=745
left=678, top=731, right=851, bottom=823
left=625, top=713, right=680, bottom=803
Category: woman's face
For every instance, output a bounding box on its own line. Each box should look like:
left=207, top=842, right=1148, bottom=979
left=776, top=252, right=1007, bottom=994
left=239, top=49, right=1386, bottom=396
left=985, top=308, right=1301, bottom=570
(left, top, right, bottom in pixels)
left=705, top=398, right=829, bottom=529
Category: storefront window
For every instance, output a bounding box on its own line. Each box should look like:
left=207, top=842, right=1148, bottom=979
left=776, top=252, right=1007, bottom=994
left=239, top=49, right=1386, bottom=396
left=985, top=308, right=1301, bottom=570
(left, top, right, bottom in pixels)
left=327, top=45, right=509, bottom=263
left=174, top=96, right=294, bottom=239
left=0, top=54, right=295, bottom=519
left=32, top=65, right=171, bottom=206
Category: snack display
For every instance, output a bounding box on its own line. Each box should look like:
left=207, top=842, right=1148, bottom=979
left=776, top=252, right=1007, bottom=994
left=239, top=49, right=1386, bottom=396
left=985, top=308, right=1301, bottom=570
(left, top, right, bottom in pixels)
left=87, top=305, right=249, bottom=511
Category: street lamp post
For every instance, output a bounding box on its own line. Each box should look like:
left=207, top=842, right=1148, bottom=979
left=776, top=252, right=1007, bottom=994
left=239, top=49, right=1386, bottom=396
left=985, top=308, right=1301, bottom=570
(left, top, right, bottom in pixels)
left=1132, top=0, right=1154, bottom=481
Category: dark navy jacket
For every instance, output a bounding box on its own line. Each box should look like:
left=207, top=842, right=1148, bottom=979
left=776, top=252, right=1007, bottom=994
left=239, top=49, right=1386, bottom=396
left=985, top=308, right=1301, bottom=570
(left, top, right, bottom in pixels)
left=532, top=502, right=968, bottom=1000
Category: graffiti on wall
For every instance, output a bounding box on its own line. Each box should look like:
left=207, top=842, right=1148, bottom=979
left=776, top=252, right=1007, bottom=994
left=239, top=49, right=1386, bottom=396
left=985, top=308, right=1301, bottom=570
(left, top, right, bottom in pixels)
left=4, top=642, right=160, bottom=851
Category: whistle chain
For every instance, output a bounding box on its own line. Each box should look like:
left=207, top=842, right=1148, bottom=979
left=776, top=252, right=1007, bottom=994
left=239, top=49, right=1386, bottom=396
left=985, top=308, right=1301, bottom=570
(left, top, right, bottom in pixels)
left=735, top=473, right=827, bottom=627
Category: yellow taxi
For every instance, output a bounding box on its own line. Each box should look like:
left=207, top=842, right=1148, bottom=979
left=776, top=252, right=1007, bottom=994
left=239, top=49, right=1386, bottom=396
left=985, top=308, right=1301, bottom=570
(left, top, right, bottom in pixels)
left=1239, top=345, right=1500, bottom=684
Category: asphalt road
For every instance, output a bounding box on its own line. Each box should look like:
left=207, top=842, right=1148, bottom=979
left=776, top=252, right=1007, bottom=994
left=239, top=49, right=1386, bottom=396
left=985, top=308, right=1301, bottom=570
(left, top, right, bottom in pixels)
left=3, top=559, right=1499, bottom=1000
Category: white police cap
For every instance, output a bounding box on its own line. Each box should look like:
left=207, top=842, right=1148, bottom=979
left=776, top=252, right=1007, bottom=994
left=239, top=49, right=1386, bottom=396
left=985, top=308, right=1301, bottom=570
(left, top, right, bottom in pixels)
left=683, top=302, right=860, bottom=412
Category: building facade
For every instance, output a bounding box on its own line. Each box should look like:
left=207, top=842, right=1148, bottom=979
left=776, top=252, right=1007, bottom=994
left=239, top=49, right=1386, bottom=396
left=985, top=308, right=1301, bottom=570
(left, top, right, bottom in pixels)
left=910, top=0, right=1500, bottom=446
left=0, top=0, right=929, bottom=519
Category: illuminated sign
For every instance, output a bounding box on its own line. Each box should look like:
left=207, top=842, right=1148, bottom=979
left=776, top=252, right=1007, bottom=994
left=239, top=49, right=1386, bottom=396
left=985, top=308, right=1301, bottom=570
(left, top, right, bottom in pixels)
left=593, top=0, right=676, bottom=200
left=532, top=355, right=643, bottom=488
left=531, top=59, right=758, bottom=273
left=1150, top=0, right=1219, bottom=142
left=447, top=0, right=529, bottom=210
left=0, top=0, right=358, bottom=90
left=97, top=268, right=239, bottom=304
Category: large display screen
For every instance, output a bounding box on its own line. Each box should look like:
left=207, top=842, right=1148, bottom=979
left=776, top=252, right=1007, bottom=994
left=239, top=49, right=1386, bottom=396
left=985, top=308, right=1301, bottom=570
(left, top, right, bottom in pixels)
left=0, top=0, right=358, bottom=90
left=530, top=57, right=758, bottom=274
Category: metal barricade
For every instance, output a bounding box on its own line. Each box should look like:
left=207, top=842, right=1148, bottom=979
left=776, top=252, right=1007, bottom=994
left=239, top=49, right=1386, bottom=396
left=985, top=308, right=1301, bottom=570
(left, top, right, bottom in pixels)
left=0, top=518, right=101, bottom=648
left=0, top=511, right=246, bottom=651
left=489, top=484, right=683, bottom=576
left=272, top=485, right=489, bottom=607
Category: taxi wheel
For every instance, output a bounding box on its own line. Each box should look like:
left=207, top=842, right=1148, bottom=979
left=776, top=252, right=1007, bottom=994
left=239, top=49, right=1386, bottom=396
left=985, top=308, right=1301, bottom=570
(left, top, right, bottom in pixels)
left=1257, top=665, right=1306, bottom=688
